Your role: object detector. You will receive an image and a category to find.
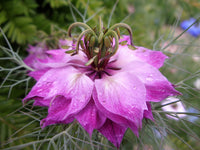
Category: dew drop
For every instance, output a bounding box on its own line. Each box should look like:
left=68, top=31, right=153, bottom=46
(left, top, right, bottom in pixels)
left=146, top=74, right=153, bottom=81
left=102, top=100, right=106, bottom=103
left=37, top=89, right=43, bottom=92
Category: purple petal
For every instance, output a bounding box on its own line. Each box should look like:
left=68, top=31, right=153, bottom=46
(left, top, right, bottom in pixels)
left=119, top=35, right=132, bottom=45
left=41, top=96, right=74, bottom=127
left=75, top=100, right=106, bottom=136
left=93, top=89, right=139, bottom=136
left=28, top=69, right=49, bottom=81
left=124, top=61, right=181, bottom=102
left=134, top=46, right=168, bottom=69
left=33, top=97, right=50, bottom=107
left=94, top=72, right=147, bottom=128
left=98, top=119, right=127, bottom=148
left=38, top=49, right=71, bottom=68
left=24, top=66, right=94, bottom=120
left=110, top=42, right=167, bottom=69
left=143, top=102, right=154, bottom=121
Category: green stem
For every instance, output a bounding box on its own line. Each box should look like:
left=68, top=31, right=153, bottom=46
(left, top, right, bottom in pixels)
left=109, top=23, right=134, bottom=46
left=67, top=22, right=95, bottom=37
left=75, top=29, right=95, bottom=54
left=104, top=30, right=119, bottom=56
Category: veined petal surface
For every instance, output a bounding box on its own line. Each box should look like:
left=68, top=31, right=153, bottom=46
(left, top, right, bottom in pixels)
left=94, top=72, right=147, bottom=128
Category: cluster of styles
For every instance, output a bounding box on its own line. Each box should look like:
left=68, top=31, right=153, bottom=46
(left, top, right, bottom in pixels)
left=23, top=18, right=180, bottom=147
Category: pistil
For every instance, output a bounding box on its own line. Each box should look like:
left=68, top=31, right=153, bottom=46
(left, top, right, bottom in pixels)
left=67, top=17, right=134, bottom=72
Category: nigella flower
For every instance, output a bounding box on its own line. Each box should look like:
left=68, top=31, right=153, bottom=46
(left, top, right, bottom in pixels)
left=180, top=18, right=200, bottom=37
left=161, top=97, right=186, bottom=120
left=24, top=39, right=75, bottom=70
left=23, top=18, right=180, bottom=147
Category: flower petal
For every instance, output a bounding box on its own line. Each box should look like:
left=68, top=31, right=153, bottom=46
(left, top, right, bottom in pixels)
left=38, top=49, right=71, bottom=68
left=24, top=66, right=94, bottom=120
left=28, top=69, right=49, bottom=81
left=93, top=89, right=139, bottom=136
left=41, top=96, right=74, bottom=127
left=33, top=97, right=50, bottom=107
left=94, top=72, right=147, bottom=128
left=98, top=119, right=127, bottom=148
left=110, top=45, right=167, bottom=70
left=124, top=61, right=181, bottom=102
left=134, top=46, right=168, bottom=69
left=75, top=100, right=106, bottom=136
left=143, top=102, right=154, bottom=121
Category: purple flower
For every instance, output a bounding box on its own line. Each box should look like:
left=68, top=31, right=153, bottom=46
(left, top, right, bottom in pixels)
left=180, top=18, right=200, bottom=37
left=23, top=20, right=180, bottom=147
left=24, top=39, right=74, bottom=70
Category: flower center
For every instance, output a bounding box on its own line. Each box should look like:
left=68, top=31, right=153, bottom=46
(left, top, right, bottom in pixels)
left=67, top=17, right=134, bottom=77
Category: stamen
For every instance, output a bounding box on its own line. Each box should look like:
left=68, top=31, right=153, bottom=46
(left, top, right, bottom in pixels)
left=85, top=55, right=97, bottom=66
left=107, top=67, right=121, bottom=70
left=102, top=71, right=112, bottom=76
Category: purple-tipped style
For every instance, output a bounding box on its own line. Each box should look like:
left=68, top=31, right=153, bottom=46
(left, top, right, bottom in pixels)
left=180, top=18, right=200, bottom=37
left=23, top=19, right=181, bottom=147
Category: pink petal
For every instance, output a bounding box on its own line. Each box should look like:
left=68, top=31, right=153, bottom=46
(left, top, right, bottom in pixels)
left=143, top=102, right=154, bottom=121
left=41, top=96, right=74, bottom=127
left=59, top=39, right=74, bottom=48
left=134, top=46, right=168, bottom=69
left=24, top=66, right=94, bottom=119
left=94, top=72, right=147, bottom=128
left=39, top=49, right=71, bottom=68
left=75, top=100, right=106, bottom=136
left=110, top=41, right=167, bottom=69
left=39, top=50, right=87, bottom=69
left=98, top=119, right=127, bottom=148
left=28, top=69, right=49, bottom=81
left=93, top=88, right=139, bottom=136
left=124, top=61, right=181, bottom=102
left=33, top=97, right=50, bottom=107
left=119, top=35, right=132, bottom=45
left=108, top=45, right=140, bottom=69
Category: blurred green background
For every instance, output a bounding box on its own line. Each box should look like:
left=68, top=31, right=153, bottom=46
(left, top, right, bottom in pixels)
left=0, top=0, right=200, bottom=149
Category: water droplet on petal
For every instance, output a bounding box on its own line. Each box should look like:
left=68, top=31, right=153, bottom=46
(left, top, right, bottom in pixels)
left=146, top=74, right=153, bottom=81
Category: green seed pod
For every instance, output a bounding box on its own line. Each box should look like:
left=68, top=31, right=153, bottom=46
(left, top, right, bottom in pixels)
left=80, top=40, right=85, bottom=49
left=104, top=36, right=111, bottom=48
left=84, top=34, right=89, bottom=42
left=108, top=36, right=113, bottom=43
left=116, top=27, right=120, bottom=38
left=85, top=33, right=91, bottom=42
left=89, top=36, right=96, bottom=47
left=98, top=32, right=104, bottom=43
